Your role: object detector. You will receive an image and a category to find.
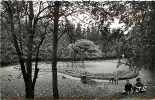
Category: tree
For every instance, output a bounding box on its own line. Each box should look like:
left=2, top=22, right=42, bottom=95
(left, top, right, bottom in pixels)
left=89, top=1, right=150, bottom=69
left=2, top=1, right=50, bottom=99
left=67, top=39, right=102, bottom=58
left=149, top=2, right=155, bottom=70
left=121, top=2, right=155, bottom=70
left=51, top=1, right=60, bottom=99
left=141, top=2, right=155, bottom=70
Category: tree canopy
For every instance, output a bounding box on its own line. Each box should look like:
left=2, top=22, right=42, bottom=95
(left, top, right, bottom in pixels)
left=67, top=39, right=102, bottom=58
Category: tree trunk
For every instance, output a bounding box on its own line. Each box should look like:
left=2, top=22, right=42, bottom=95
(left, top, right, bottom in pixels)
left=24, top=1, right=35, bottom=99
left=150, top=2, right=155, bottom=70
left=52, top=1, right=60, bottom=99
left=25, top=79, right=35, bottom=99
left=4, top=1, right=40, bottom=100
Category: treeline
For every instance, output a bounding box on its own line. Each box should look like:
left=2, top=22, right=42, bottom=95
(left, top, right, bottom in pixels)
left=1, top=18, right=126, bottom=66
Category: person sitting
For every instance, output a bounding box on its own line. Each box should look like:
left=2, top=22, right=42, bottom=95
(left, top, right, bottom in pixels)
left=124, top=79, right=133, bottom=95
left=133, top=78, right=147, bottom=93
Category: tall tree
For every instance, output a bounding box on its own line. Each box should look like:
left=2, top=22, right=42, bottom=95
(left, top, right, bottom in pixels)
left=150, top=2, right=155, bottom=70
left=2, top=1, right=49, bottom=99
left=144, top=2, right=155, bottom=70
left=51, top=1, right=60, bottom=99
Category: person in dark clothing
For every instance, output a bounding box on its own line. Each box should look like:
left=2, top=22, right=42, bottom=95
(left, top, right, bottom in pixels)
left=133, top=78, right=146, bottom=93
left=124, top=79, right=133, bottom=94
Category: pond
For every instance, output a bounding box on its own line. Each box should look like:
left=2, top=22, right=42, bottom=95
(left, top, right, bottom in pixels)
left=56, top=59, right=129, bottom=73
left=62, top=60, right=155, bottom=84
left=82, top=60, right=129, bottom=73
left=1, top=60, right=154, bottom=83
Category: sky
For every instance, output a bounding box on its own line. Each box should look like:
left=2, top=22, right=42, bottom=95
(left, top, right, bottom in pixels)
left=67, top=12, right=95, bottom=28
left=67, top=12, right=133, bottom=34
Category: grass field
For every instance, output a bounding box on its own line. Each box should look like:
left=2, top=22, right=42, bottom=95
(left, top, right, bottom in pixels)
left=1, top=60, right=155, bottom=99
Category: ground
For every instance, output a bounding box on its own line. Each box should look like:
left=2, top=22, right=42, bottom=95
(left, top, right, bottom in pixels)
left=0, top=61, right=155, bottom=100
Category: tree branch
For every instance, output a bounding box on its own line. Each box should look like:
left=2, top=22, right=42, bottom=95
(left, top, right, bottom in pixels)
left=32, top=22, right=48, bottom=87
left=4, top=1, right=27, bottom=80
left=35, top=4, right=54, bottom=20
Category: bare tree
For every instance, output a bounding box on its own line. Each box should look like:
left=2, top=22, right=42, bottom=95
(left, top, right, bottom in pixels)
left=2, top=1, right=50, bottom=99
left=50, top=1, right=60, bottom=99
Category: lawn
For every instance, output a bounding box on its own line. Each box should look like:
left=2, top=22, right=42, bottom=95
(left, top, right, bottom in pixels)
left=1, top=60, right=155, bottom=100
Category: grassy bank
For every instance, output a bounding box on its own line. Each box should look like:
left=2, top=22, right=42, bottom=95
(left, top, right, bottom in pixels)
left=1, top=66, right=155, bottom=100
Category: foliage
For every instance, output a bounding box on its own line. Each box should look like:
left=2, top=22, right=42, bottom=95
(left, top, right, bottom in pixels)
left=67, top=39, right=102, bottom=58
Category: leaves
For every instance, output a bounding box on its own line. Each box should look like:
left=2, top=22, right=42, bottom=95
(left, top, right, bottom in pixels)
left=67, top=39, right=102, bottom=58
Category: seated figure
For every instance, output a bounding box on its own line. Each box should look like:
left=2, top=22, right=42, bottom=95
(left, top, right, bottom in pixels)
left=133, top=78, right=147, bottom=93
left=124, top=79, right=133, bottom=95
